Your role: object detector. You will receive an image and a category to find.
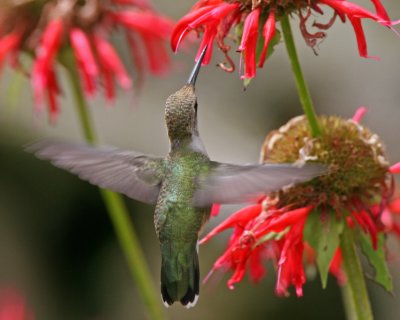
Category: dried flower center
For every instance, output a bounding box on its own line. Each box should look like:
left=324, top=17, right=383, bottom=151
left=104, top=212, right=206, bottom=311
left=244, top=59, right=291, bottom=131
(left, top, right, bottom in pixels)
left=235, top=0, right=314, bottom=15
left=261, top=116, right=390, bottom=209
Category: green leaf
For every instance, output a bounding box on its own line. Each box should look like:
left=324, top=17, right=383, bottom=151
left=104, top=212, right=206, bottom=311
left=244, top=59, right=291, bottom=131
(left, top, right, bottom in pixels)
left=254, top=227, right=289, bottom=247
left=242, top=78, right=252, bottom=89
left=234, top=23, right=244, bottom=42
left=256, top=29, right=281, bottom=65
left=304, top=210, right=342, bottom=288
left=359, top=232, right=393, bottom=292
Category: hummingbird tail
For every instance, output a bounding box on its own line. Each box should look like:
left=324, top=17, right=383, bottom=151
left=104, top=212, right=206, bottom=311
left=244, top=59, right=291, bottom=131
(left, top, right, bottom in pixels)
left=160, top=243, right=200, bottom=308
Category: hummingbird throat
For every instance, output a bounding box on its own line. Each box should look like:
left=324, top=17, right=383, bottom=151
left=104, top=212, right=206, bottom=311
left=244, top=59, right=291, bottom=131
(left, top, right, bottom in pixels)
left=165, top=85, right=198, bottom=143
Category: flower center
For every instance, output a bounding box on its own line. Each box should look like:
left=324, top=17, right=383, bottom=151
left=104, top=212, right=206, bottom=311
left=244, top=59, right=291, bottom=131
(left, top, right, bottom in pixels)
left=261, top=115, right=390, bottom=209
left=235, top=0, right=314, bottom=15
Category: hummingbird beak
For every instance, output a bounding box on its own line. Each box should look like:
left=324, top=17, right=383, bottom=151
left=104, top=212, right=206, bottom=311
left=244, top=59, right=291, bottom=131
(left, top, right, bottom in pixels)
left=187, top=45, right=207, bottom=87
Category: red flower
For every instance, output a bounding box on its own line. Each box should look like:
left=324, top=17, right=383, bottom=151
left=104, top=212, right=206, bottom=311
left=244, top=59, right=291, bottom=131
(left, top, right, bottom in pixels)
left=172, top=0, right=398, bottom=79
left=275, top=215, right=307, bottom=297
left=0, top=0, right=173, bottom=122
left=203, top=201, right=313, bottom=295
left=0, top=289, right=33, bottom=320
left=202, top=107, right=400, bottom=296
left=381, top=197, right=400, bottom=237
left=210, top=203, right=221, bottom=217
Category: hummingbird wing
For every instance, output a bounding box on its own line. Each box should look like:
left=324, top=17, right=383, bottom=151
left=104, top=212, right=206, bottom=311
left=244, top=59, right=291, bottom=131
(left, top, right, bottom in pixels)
left=193, top=162, right=326, bottom=206
left=27, top=140, right=164, bottom=204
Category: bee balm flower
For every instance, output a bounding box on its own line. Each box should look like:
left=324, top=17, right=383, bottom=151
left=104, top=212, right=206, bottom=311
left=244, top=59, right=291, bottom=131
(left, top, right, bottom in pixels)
left=0, top=0, right=173, bottom=121
left=172, top=0, right=398, bottom=79
left=202, top=107, right=399, bottom=296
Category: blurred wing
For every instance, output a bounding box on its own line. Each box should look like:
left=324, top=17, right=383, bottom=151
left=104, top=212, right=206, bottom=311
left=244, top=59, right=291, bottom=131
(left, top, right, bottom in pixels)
left=28, top=140, right=164, bottom=204
left=194, top=162, right=326, bottom=206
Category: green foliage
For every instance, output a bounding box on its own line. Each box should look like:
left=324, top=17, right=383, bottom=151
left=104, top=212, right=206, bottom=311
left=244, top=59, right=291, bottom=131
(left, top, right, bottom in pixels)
left=359, top=232, right=393, bottom=292
left=255, top=227, right=289, bottom=247
left=305, top=210, right=343, bottom=288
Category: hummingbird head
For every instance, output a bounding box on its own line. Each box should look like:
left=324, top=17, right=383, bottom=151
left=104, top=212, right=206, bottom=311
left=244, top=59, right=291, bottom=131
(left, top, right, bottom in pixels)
left=165, top=46, right=207, bottom=142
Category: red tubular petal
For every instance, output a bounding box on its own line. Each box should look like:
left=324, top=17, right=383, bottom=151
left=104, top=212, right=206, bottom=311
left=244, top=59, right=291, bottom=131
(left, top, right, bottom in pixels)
left=210, top=203, right=221, bottom=217
left=80, top=70, right=96, bottom=97
left=70, top=29, right=99, bottom=76
left=171, top=5, right=216, bottom=52
left=249, top=246, right=266, bottom=283
left=238, top=8, right=260, bottom=51
left=381, top=208, right=393, bottom=228
left=351, top=211, right=368, bottom=232
left=190, top=3, right=240, bottom=64
left=47, top=69, right=59, bottom=124
left=70, top=29, right=99, bottom=97
left=320, top=0, right=388, bottom=25
left=359, top=210, right=378, bottom=249
left=103, top=69, right=115, bottom=103
left=228, top=226, right=246, bottom=247
left=349, top=17, right=379, bottom=59
left=114, top=11, right=173, bottom=39
left=37, top=20, right=63, bottom=61
left=195, top=24, right=217, bottom=65
left=32, top=20, right=63, bottom=112
left=172, top=2, right=239, bottom=62
left=389, top=162, right=400, bottom=174
left=352, top=106, right=368, bottom=123
left=255, top=206, right=312, bottom=238
left=215, top=240, right=238, bottom=268
left=188, top=3, right=239, bottom=29
left=329, top=248, right=346, bottom=284
left=337, top=10, right=347, bottom=23
left=0, top=32, right=21, bottom=70
left=200, top=204, right=262, bottom=244
left=258, top=10, right=276, bottom=68
left=388, top=198, right=400, bottom=213
left=276, top=218, right=307, bottom=297
left=238, top=8, right=260, bottom=79
left=312, top=4, right=324, bottom=15
left=94, top=36, right=132, bottom=89
left=370, top=0, right=390, bottom=21
left=227, top=262, right=246, bottom=290
left=346, top=216, right=355, bottom=228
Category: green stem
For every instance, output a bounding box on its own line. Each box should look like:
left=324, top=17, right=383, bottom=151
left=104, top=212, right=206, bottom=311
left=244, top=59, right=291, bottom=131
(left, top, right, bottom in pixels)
left=341, top=281, right=357, bottom=320
left=62, top=51, right=165, bottom=320
left=340, top=227, right=373, bottom=320
left=280, top=15, right=321, bottom=137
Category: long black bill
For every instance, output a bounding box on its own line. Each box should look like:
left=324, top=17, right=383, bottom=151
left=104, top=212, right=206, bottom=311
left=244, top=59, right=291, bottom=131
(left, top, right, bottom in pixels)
left=187, top=45, right=207, bottom=86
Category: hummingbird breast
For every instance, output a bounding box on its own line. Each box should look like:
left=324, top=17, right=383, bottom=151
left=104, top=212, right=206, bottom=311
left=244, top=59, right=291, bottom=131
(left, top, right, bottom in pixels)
left=154, top=150, right=211, bottom=242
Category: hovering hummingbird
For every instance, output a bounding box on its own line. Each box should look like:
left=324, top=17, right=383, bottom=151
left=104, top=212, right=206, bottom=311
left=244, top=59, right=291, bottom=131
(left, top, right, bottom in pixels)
left=29, top=47, right=326, bottom=308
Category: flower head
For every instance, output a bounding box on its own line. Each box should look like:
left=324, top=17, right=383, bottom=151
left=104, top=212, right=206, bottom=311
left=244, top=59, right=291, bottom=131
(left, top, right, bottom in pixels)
left=202, top=107, right=399, bottom=296
left=172, top=0, right=398, bottom=79
left=0, top=0, right=173, bottom=122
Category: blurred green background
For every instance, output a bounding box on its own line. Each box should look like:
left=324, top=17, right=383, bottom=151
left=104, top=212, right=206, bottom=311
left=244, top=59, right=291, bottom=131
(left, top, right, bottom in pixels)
left=1, top=1, right=400, bottom=319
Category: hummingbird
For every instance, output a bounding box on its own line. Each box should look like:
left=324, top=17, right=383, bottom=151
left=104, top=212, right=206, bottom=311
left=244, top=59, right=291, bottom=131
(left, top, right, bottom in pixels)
left=29, top=46, right=326, bottom=308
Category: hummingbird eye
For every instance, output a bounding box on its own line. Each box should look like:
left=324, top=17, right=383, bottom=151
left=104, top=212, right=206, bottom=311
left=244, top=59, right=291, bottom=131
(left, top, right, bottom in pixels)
left=194, top=102, right=198, bottom=115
